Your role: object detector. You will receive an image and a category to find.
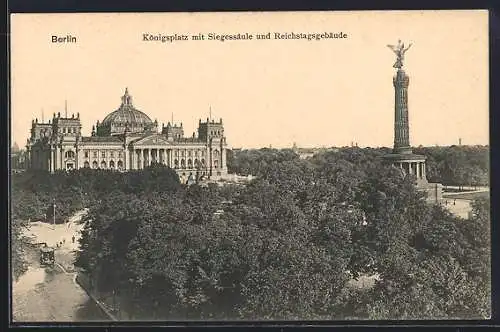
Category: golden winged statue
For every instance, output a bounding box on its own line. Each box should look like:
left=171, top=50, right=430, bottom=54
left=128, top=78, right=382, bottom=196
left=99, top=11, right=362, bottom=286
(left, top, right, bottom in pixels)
left=387, top=39, right=412, bottom=69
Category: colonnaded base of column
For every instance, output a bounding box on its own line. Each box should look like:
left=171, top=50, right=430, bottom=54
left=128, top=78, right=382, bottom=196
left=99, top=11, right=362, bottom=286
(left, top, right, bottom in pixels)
left=383, top=152, right=443, bottom=204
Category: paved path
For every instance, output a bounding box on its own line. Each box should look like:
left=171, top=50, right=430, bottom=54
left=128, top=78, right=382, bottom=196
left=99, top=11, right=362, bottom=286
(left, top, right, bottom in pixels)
left=12, top=209, right=110, bottom=322
left=12, top=247, right=109, bottom=322
left=442, top=188, right=489, bottom=219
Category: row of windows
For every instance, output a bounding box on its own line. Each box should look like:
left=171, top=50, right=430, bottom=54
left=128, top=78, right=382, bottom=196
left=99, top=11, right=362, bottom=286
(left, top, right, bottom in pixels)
left=61, top=127, right=78, bottom=134
left=83, top=151, right=123, bottom=159
left=84, top=160, right=123, bottom=170
left=173, top=150, right=207, bottom=158
left=69, top=149, right=219, bottom=160
left=171, top=158, right=220, bottom=169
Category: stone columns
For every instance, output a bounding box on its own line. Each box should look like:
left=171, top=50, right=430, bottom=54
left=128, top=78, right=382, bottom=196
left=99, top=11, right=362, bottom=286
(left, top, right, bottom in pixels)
left=49, top=146, right=54, bottom=172
left=124, top=147, right=129, bottom=170
left=74, top=146, right=78, bottom=169
left=130, top=149, right=134, bottom=170
left=135, top=149, right=139, bottom=169
left=55, top=146, right=60, bottom=171
left=148, top=149, right=151, bottom=166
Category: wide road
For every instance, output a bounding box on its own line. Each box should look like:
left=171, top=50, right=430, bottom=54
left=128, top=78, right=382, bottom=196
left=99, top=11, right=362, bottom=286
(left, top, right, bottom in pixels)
left=12, top=245, right=110, bottom=322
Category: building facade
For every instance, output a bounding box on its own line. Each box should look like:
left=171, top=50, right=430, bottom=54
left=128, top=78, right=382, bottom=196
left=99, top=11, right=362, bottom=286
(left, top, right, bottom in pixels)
left=26, top=88, right=228, bottom=180
left=11, top=143, right=27, bottom=171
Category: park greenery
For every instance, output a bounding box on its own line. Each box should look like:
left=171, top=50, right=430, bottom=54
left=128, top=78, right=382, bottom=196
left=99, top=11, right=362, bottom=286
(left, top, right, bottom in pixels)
left=11, top=145, right=490, bottom=319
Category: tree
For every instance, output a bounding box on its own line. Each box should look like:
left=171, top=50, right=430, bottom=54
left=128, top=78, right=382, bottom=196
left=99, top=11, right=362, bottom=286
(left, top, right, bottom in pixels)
left=11, top=218, right=29, bottom=281
left=13, top=146, right=491, bottom=319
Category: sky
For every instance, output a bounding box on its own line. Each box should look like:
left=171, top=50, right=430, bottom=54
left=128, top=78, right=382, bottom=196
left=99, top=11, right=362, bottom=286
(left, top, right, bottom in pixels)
left=10, top=10, right=489, bottom=149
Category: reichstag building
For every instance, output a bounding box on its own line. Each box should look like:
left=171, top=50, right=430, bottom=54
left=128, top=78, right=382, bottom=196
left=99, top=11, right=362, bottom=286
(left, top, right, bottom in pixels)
left=26, top=88, right=228, bottom=180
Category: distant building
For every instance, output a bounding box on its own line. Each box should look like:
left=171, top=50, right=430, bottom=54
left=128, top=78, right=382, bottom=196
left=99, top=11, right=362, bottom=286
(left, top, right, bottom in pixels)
left=26, top=88, right=229, bottom=180
left=11, top=143, right=27, bottom=171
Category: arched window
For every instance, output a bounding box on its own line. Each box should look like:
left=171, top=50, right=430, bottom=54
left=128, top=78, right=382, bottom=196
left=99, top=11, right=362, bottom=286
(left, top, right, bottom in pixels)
left=117, top=160, right=123, bottom=170
left=214, top=160, right=219, bottom=169
left=109, top=160, right=115, bottom=169
left=214, top=150, right=219, bottom=156
left=174, top=159, right=179, bottom=168
left=194, top=159, right=199, bottom=168
left=92, top=161, right=98, bottom=169
left=84, top=161, right=90, bottom=168
left=187, top=159, right=192, bottom=168
left=100, top=160, right=107, bottom=169
left=201, top=158, right=205, bottom=166
left=180, top=159, right=186, bottom=168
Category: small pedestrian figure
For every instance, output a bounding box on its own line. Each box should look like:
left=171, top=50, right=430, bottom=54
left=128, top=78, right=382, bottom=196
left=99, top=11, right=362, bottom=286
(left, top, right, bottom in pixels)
left=72, top=236, right=75, bottom=243
left=454, top=199, right=456, bottom=205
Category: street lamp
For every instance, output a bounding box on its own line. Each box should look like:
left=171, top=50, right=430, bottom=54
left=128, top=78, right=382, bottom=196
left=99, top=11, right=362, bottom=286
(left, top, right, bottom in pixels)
left=53, top=199, right=56, bottom=229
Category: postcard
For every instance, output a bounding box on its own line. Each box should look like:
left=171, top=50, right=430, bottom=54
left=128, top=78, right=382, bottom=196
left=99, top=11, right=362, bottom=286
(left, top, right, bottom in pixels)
left=10, top=11, right=490, bottom=322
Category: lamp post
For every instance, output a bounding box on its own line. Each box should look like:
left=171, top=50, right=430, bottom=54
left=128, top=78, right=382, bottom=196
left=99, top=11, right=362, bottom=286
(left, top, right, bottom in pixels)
left=53, top=199, right=56, bottom=229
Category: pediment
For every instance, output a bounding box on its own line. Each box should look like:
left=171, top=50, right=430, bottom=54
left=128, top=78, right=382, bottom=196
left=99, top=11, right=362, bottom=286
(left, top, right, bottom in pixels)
left=132, top=134, right=170, bottom=146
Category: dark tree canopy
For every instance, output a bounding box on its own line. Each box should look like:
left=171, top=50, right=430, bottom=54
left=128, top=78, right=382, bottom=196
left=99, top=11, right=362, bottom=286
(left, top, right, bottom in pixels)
left=12, top=146, right=490, bottom=319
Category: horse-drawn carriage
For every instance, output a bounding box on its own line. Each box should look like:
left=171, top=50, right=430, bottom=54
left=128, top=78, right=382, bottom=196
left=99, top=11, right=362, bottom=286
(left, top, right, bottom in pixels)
left=39, top=243, right=55, bottom=267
